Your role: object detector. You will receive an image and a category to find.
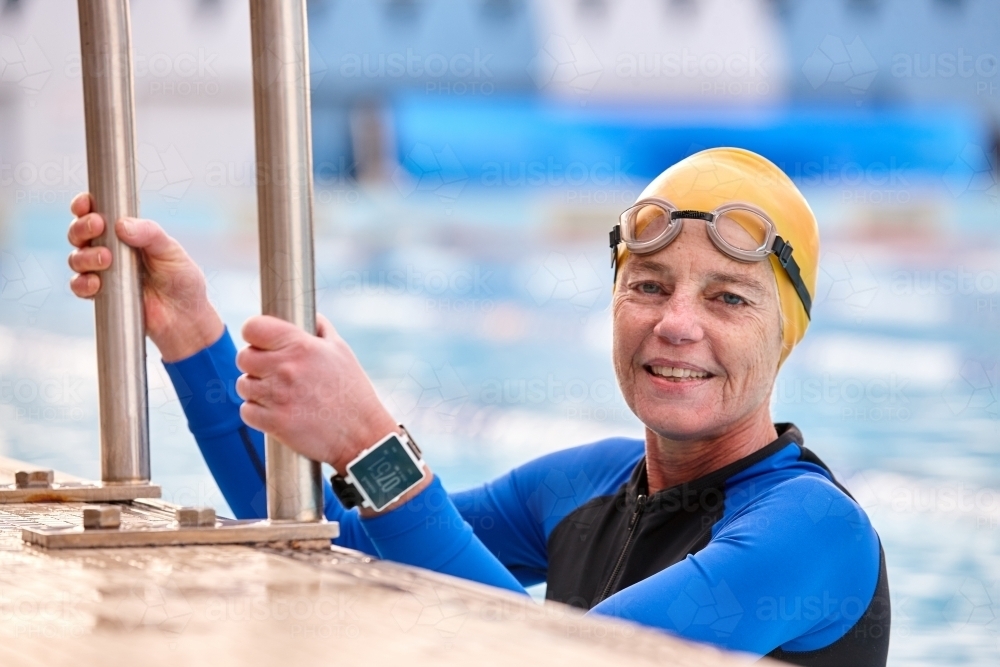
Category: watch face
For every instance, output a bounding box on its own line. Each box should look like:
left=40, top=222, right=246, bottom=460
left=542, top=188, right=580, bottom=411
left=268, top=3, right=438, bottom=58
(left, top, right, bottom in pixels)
left=350, top=435, right=424, bottom=510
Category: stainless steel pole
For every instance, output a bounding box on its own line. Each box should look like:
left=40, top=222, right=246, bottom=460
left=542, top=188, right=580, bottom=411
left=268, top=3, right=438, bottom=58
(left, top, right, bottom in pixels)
left=249, top=0, right=324, bottom=522
left=77, top=0, right=150, bottom=485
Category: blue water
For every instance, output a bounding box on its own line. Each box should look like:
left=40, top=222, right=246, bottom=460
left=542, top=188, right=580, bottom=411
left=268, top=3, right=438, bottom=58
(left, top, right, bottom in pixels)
left=1, top=185, right=998, bottom=665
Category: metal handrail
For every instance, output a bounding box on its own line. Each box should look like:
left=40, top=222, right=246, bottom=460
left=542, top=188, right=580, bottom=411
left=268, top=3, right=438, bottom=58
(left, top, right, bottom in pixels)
left=77, top=0, right=149, bottom=486
left=249, top=0, right=324, bottom=522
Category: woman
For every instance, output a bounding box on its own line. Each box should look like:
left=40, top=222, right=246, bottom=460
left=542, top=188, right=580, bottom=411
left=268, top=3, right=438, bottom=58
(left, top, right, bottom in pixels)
left=67, top=148, right=889, bottom=665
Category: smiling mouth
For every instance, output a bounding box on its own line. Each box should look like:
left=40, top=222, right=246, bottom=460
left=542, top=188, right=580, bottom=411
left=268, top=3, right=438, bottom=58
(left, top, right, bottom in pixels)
left=645, top=365, right=713, bottom=381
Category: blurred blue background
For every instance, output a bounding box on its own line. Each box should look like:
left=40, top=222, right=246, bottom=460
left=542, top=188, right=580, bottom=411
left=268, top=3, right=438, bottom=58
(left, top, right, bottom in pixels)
left=0, top=0, right=999, bottom=664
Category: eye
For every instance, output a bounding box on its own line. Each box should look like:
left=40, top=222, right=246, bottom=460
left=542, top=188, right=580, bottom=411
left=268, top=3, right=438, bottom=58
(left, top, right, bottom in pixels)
left=719, top=292, right=746, bottom=306
left=638, top=282, right=662, bottom=295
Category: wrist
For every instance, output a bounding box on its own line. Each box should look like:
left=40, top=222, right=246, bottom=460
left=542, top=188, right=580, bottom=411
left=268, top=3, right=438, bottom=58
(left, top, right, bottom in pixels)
left=331, top=412, right=399, bottom=473
left=155, top=308, right=225, bottom=363
left=331, top=424, right=433, bottom=517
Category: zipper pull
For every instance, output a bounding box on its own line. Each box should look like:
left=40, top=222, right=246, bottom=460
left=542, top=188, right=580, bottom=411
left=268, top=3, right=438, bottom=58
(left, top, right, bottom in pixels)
left=628, top=494, right=647, bottom=529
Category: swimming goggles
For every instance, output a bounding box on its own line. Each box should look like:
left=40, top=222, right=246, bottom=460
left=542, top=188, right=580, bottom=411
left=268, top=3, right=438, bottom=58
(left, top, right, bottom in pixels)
left=609, top=197, right=812, bottom=318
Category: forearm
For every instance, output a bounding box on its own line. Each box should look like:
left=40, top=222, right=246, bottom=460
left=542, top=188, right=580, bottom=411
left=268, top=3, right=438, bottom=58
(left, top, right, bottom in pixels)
left=163, top=327, right=261, bottom=512
left=360, top=476, right=528, bottom=594
left=162, top=327, right=378, bottom=552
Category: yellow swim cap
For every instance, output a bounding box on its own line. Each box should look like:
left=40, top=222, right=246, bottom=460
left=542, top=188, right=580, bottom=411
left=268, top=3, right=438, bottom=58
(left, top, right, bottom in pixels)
left=614, top=147, right=819, bottom=367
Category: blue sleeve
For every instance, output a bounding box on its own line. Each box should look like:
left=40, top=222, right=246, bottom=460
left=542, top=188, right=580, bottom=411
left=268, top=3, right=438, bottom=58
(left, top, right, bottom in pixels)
left=588, top=475, right=882, bottom=656
left=360, top=476, right=527, bottom=593
left=452, top=437, right=643, bottom=586
left=162, top=327, right=377, bottom=555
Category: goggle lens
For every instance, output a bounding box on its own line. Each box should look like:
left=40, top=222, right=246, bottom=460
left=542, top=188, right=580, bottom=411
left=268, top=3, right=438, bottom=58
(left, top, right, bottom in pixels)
left=624, top=204, right=673, bottom=243
left=715, top=209, right=770, bottom=253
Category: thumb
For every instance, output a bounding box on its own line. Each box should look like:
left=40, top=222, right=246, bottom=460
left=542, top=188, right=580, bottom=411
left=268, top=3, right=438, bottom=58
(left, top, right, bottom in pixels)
left=116, top=217, right=185, bottom=262
left=242, top=315, right=303, bottom=352
left=316, top=313, right=340, bottom=341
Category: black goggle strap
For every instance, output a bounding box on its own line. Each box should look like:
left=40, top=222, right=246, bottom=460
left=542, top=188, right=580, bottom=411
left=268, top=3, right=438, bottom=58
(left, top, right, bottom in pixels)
left=610, top=224, right=622, bottom=285
left=770, top=236, right=812, bottom=320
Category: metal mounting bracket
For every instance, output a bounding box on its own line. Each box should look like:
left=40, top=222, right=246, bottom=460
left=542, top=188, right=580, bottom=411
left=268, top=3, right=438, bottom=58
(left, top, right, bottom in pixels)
left=21, top=499, right=338, bottom=550
left=0, top=457, right=160, bottom=504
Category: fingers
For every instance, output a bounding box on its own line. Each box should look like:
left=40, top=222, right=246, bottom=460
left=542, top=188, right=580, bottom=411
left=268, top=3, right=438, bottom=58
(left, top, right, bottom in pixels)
left=68, top=210, right=181, bottom=266
left=68, top=246, right=112, bottom=274
left=235, top=374, right=267, bottom=404
left=67, top=213, right=105, bottom=248
left=239, top=400, right=276, bottom=435
left=235, top=343, right=295, bottom=380
left=315, top=313, right=341, bottom=341
left=241, top=315, right=302, bottom=352
left=69, top=272, right=101, bottom=298
left=234, top=373, right=298, bottom=407
left=235, top=345, right=270, bottom=378
left=70, top=193, right=93, bottom=219
left=67, top=241, right=110, bottom=299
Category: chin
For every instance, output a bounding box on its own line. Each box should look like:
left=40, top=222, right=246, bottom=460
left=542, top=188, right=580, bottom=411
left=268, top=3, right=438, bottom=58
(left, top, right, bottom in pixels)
left=634, top=402, right=720, bottom=441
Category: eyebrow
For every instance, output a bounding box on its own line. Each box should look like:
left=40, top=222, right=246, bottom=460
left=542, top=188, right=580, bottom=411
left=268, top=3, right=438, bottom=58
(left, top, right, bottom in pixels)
left=627, top=259, right=769, bottom=295
left=704, top=271, right=769, bottom=295
left=629, top=258, right=670, bottom=275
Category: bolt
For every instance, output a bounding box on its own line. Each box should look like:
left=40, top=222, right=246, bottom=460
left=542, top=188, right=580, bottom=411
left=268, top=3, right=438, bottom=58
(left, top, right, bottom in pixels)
left=14, top=470, right=54, bottom=489
left=175, top=506, right=216, bottom=528
left=82, top=505, right=121, bottom=530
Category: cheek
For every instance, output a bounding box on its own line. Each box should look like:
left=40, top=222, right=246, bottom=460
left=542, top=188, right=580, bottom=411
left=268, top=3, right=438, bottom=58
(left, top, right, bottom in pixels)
left=716, top=312, right=781, bottom=387
left=611, top=316, right=631, bottom=371
left=752, top=320, right=782, bottom=390
left=611, top=301, right=646, bottom=372
left=758, top=300, right=784, bottom=369
left=612, top=295, right=651, bottom=334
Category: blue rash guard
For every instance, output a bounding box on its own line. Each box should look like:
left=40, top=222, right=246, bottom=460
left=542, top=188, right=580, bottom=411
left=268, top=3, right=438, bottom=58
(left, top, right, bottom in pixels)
left=164, top=329, right=890, bottom=665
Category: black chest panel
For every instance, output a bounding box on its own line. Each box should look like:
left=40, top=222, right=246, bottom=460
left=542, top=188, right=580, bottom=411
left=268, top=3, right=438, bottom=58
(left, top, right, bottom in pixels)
left=546, top=481, right=725, bottom=609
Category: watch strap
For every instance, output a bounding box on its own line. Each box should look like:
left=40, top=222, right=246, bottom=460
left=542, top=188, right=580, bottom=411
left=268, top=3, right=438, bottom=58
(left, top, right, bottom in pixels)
left=330, top=474, right=365, bottom=510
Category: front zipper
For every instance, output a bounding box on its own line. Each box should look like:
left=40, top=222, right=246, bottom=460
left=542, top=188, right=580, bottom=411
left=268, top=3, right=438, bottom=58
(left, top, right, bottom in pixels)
left=596, top=493, right=647, bottom=604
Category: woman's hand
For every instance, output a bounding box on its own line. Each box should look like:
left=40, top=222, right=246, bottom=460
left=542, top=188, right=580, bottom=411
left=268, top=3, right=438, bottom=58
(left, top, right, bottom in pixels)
left=235, top=313, right=433, bottom=515
left=66, top=192, right=224, bottom=362
left=235, top=314, right=400, bottom=472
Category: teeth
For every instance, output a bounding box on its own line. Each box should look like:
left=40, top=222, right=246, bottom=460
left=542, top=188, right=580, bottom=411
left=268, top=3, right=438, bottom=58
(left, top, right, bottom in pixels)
left=649, top=366, right=708, bottom=380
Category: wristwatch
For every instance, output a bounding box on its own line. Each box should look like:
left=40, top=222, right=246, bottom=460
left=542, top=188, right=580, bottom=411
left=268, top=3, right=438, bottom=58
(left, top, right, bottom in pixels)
left=331, top=425, right=427, bottom=512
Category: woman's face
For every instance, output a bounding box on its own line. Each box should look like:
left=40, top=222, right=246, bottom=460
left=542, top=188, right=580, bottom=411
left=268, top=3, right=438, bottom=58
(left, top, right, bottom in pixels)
left=612, top=218, right=784, bottom=441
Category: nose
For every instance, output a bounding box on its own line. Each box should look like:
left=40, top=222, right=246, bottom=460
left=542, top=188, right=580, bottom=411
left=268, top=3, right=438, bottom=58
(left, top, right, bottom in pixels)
left=651, top=289, right=705, bottom=346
